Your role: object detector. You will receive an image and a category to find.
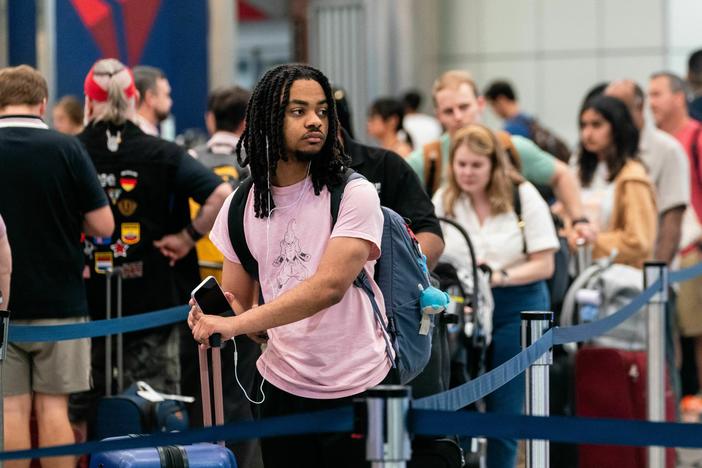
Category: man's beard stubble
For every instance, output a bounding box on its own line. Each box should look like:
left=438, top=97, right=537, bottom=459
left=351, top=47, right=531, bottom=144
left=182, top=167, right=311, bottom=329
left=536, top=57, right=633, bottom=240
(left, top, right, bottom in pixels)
left=155, top=109, right=170, bottom=123
left=294, top=148, right=321, bottom=162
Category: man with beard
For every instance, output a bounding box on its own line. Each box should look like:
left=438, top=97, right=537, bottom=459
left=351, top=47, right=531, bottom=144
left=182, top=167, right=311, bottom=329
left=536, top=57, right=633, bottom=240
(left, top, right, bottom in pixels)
left=133, top=65, right=172, bottom=137
left=188, top=64, right=393, bottom=467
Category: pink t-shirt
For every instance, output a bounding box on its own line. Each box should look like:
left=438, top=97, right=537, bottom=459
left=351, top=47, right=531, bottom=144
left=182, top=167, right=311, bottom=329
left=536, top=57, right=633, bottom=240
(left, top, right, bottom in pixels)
left=210, top=177, right=392, bottom=399
left=676, top=119, right=702, bottom=223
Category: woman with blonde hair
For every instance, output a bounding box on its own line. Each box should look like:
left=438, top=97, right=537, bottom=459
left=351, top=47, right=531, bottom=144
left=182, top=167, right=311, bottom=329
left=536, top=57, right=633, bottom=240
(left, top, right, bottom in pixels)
left=433, top=124, right=559, bottom=468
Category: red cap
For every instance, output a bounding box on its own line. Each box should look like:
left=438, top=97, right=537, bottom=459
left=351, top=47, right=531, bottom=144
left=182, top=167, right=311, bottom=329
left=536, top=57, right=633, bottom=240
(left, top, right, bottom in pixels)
left=84, top=62, right=137, bottom=102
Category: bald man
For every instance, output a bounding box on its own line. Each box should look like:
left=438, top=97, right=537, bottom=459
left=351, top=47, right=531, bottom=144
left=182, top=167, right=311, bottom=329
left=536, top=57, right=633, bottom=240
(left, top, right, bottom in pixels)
left=606, top=80, right=690, bottom=264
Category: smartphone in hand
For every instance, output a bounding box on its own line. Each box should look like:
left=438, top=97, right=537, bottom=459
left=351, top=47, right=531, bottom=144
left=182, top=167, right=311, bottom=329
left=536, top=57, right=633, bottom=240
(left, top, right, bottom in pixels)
left=191, top=276, right=233, bottom=316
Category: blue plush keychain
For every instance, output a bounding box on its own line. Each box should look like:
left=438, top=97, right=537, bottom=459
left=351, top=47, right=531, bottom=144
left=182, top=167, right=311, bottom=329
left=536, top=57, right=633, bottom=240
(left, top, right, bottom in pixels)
left=417, top=255, right=450, bottom=335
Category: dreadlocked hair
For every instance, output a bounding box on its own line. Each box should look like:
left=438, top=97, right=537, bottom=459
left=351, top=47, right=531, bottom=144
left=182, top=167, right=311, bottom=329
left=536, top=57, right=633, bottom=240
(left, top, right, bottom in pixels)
left=235, top=63, right=349, bottom=218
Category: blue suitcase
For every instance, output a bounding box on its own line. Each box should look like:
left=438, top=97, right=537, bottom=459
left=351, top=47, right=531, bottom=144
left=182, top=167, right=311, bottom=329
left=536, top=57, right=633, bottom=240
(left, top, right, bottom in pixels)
left=90, top=335, right=236, bottom=467
left=89, top=440, right=236, bottom=467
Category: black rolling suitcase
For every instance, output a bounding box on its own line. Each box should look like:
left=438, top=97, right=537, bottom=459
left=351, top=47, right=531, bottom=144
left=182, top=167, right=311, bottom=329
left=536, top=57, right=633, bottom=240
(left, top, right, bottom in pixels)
left=94, top=269, right=189, bottom=440
left=90, top=334, right=237, bottom=467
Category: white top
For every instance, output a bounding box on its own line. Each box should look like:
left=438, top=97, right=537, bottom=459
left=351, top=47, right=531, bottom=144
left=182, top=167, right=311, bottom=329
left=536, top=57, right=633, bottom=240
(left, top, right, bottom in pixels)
left=403, top=113, right=443, bottom=149
left=433, top=182, right=559, bottom=272
left=578, top=161, right=616, bottom=231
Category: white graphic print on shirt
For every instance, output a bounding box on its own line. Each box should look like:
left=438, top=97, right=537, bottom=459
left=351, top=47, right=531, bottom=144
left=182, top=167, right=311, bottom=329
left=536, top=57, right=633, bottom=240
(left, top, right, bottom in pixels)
left=273, top=219, right=311, bottom=289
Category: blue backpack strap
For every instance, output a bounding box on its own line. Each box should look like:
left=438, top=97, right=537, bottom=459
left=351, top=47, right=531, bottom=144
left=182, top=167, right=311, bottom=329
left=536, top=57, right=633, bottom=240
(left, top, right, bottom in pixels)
left=227, top=177, right=259, bottom=280
left=329, top=169, right=395, bottom=364
left=355, top=269, right=397, bottom=367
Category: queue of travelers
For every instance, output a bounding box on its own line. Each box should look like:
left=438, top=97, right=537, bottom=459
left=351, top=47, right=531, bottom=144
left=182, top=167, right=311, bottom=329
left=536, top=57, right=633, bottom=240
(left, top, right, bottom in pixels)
left=1, top=48, right=702, bottom=468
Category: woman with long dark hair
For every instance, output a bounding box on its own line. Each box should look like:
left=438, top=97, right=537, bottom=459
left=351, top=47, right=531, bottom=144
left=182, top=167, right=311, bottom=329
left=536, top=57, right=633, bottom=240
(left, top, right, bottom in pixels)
left=433, top=124, right=559, bottom=468
left=573, top=95, right=657, bottom=267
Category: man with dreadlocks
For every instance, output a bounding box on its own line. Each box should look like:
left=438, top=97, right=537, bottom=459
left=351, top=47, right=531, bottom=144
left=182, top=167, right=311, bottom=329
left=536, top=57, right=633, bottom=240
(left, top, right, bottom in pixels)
left=189, top=64, right=393, bottom=467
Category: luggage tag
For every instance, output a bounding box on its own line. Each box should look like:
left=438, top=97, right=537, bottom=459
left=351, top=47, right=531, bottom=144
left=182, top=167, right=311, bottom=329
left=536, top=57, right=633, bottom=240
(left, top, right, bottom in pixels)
left=135, top=381, right=195, bottom=403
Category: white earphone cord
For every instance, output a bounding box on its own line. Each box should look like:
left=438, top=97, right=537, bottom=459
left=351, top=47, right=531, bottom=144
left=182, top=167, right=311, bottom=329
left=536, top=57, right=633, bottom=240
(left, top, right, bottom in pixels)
left=232, top=336, right=266, bottom=405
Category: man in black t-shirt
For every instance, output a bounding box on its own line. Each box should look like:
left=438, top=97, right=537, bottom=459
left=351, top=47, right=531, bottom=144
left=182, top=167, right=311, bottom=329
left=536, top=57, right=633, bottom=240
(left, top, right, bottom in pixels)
left=339, top=129, right=449, bottom=399
left=71, top=59, right=230, bottom=436
left=0, top=65, right=114, bottom=467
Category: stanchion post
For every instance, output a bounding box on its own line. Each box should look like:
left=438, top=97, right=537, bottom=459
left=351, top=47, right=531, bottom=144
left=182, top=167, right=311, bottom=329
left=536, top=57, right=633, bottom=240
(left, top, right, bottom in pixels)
left=0, top=308, right=10, bottom=466
left=521, top=311, right=553, bottom=468
left=365, top=385, right=411, bottom=468
left=105, top=268, right=113, bottom=397
left=644, top=261, right=668, bottom=468
left=115, top=267, right=123, bottom=393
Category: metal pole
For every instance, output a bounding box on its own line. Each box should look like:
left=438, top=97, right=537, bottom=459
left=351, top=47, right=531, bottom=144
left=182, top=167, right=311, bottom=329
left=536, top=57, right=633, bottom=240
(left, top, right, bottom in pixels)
left=366, top=385, right=411, bottom=468
left=575, top=238, right=592, bottom=275
left=105, top=269, right=112, bottom=397
left=644, top=262, right=668, bottom=468
left=0, top=308, right=10, bottom=467
left=521, top=311, right=553, bottom=468
left=115, top=268, right=123, bottom=393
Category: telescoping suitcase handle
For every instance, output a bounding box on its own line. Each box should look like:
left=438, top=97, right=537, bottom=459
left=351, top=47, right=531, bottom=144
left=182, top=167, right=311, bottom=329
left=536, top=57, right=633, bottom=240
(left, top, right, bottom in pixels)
left=105, top=267, right=124, bottom=397
left=574, top=238, right=592, bottom=277
left=198, top=332, right=225, bottom=446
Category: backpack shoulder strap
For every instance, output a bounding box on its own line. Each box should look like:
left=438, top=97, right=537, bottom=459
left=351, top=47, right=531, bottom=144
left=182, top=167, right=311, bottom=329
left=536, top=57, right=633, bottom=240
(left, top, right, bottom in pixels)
left=496, top=130, right=522, bottom=172
left=329, top=168, right=364, bottom=226
left=422, top=140, right=442, bottom=195
left=227, top=177, right=258, bottom=280
left=512, top=183, right=527, bottom=254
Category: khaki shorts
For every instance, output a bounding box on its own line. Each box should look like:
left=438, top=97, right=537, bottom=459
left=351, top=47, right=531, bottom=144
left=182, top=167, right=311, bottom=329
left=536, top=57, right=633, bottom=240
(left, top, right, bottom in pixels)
left=677, top=250, right=702, bottom=337
left=4, top=317, right=91, bottom=396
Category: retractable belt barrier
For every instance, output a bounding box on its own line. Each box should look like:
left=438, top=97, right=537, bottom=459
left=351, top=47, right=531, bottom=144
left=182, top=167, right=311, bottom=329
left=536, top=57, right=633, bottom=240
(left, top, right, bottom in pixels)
left=2, top=261, right=702, bottom=461
left=8, top=305, right=189, bottom=342
left=2, top=407, right=702, bottom=461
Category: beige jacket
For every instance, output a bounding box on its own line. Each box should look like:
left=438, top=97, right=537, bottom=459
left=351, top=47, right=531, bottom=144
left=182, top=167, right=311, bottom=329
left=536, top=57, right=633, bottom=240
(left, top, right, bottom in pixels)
left=593, top=160, right=657, bottom=268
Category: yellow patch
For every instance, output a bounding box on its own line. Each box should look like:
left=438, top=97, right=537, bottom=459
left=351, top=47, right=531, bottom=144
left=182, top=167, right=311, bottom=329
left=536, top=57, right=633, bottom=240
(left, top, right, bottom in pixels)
left=121, top=222, right=141, bottom=245
left=94, top=251, right=113, bottom=274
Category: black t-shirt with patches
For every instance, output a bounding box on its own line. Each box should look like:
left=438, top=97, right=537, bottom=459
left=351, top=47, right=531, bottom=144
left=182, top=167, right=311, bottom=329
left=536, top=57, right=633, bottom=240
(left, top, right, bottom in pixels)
left=79, top=121, right=221, bottom=319
left=0, top=115, right=108, bottom=320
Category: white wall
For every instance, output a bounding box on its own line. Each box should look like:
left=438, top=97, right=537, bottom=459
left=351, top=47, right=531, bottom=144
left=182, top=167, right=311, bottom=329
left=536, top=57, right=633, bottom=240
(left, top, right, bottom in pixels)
left=434, top=0, right=702, bottom=146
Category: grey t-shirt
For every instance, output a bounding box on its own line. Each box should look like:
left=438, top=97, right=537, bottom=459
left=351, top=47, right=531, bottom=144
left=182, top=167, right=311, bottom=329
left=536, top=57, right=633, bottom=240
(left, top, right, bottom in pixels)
left=639, top=124, right=690, bottom=214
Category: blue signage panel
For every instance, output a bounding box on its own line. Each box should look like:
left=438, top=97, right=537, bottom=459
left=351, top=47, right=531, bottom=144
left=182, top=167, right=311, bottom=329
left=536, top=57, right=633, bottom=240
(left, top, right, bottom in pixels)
left=53, top=0, right=208, bottom=133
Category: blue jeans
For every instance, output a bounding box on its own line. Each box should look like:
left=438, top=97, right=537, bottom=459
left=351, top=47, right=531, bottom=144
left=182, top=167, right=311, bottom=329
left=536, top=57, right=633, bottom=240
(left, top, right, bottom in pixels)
left=485, top=281, right=550, bottom=468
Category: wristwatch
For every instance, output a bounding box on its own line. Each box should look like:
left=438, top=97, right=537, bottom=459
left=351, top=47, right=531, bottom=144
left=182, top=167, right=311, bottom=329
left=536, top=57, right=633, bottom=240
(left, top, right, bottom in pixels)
left=185, top=224, right=204, bottom=242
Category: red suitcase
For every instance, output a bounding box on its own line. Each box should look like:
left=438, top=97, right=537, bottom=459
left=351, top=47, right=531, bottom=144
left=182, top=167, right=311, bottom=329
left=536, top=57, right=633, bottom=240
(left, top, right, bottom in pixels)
left=575, top=347, right=675, bottom=468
